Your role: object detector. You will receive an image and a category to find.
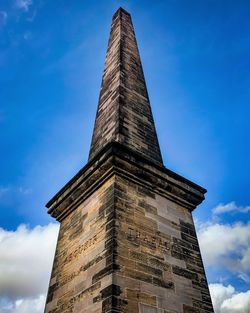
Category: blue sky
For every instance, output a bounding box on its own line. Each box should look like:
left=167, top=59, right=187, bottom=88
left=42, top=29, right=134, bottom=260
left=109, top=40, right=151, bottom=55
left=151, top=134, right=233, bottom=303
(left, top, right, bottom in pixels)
left=0, top=1, right=250, bottom=312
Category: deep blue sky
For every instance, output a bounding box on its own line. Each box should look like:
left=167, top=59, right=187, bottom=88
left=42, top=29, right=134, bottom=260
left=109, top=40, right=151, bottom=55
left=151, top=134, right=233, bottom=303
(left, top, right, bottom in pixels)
left=1, top=0, right=250, bottom=297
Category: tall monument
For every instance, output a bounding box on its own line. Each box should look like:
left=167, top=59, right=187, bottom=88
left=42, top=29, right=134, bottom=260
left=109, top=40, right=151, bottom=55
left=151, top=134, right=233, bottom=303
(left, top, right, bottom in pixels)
left=45, top=7, right=214, bottom=313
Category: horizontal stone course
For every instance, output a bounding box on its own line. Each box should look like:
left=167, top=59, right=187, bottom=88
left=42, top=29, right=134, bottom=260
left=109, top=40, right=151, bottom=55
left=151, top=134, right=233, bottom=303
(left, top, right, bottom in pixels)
left=173, top=266, right=198, bottom=281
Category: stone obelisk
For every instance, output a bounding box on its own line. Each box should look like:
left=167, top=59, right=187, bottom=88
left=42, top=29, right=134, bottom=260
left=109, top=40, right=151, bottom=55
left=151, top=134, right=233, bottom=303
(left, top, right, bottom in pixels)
left=44, top=7, right=214, bottom=313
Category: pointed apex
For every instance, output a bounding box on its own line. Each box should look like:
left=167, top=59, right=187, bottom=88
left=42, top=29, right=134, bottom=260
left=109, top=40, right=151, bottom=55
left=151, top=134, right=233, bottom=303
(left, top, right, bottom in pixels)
left=89, top=9, right=163, bottom=165
left=113, top=7, right=130, bottom=17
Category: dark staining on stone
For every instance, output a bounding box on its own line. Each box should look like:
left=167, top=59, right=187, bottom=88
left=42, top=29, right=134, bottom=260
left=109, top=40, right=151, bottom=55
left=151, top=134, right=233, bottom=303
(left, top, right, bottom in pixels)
left=173, top=266, right=198, bottom=281
left=94, top=284, right=122, bottom=304
left=92, top=263, right=120, bottom=284
left=69, top=222, right=82, bottom=240
left=105, top=237, right=118, bottom=250
left=152, top=277, right=174, bottom=289
left=114, top=181, right=126, bottom=193
left=138, top=200, right=157, bottom=215
left=46, top=283, right=58, bottom=303
left=136, top=262, right=163, bottom=277
left=180, top=220, right=198, bottom=238
left=124, top=268, right=153, bottom=284
left=106, top=249, right=119, bottom=267
left=106, top=227, right=117, bottom=242
left=183, top=304, right=201, bottom=313
left=106, top=219, right=116, bottom=231
left=192, top=298, right=214, bottom=312
left=130, top=250, right=148, bottom=263
left=171, top=239, right=203, bottom=266
left=99, top=200, right=114, bottom=216
left=171, top=242, right=184, bottom=261
left=138, top=186, right=156, bottom=199
left=122, top=267, right=174, bottom=290
left=192, top=277, right=209, bottom=290
left=181, top=232, right=199, bottom=246
left=201, top=292, right=213, bottom=304
left=171, top=249, right=184, bottom=261
left=125, top=289, right=157, bottom=307
left=187, top=263, right=205, bottom=275
left=182, top=247, right=197, bottom=258
left=102, top=295, right=128, bottom=313
left=180, top=220, right=196, bottom=231
left=148, top=257, right=171, bottom=272
left=192, top=244, right=200, bottom=252
left=101, top=284, right=122, bottom=298
left=173, top=237, right=193, bottom=250
left=166, top=185, right=172, bottom=192
left=82, top=255, right=104, bottom=272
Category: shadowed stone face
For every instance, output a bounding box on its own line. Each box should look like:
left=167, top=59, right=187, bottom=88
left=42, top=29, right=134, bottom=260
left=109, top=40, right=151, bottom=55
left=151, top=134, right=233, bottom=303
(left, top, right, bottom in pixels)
left=44, top=7, right=214, bottom=313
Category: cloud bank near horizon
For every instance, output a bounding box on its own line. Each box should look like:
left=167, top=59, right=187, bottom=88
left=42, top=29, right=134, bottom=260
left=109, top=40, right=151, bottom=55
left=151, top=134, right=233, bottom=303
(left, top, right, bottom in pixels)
left=0, top=223, right=59, bottom=312
left=0, top=202, right=249, bottom=312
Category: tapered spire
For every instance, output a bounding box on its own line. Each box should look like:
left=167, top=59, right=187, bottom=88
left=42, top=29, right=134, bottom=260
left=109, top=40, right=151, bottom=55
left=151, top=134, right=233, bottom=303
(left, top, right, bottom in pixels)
left=45, top=9, right=212, bottom=313
left=89, top=7, right=163, bottom=165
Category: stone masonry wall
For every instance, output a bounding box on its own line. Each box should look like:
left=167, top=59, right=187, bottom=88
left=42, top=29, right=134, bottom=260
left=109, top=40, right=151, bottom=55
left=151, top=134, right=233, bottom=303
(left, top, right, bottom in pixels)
left=112, top=176, right=213, bottom=313
left=45, top=174, right=213, bottom=313
left=45, top=178, right=116, bottom=313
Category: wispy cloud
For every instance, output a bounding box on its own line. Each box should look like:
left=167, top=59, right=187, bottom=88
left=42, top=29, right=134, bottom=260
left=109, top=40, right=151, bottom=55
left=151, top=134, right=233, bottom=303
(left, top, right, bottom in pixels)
left=0, top=186, right=32, bottom=198
left=17, top=187, right=32, bottom=195
left=14, top=0, right=33, bottom=12
left=23, top=30, right=32, bottom=40
left=213, top=201, right=250, bottom=215
left=0, top=187, right=11, bottom=198
left=0, top=11, right=7, bottom=27
left=209, top=283, right=250, bottom=313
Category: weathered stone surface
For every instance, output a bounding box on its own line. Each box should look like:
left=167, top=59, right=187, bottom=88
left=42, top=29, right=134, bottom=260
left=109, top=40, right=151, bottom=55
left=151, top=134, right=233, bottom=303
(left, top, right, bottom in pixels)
left=88, top=8, right=163, bottom=165
left=44, top=7, right=213, bottom=313
left=45, top=172, right=213, bottom=312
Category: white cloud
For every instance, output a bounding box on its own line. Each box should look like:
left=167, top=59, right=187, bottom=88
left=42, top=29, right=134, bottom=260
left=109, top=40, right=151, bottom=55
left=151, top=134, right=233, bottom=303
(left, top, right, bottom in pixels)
left=213, top=201, right=250, bottom=215
left=0, top=295, right=45, bottom=313
left=209, top=283, right=235, bottom=312
left=209, top=283, right=250, bottom=313
left=0, top=223, right=59, bottom=312
left=197, top=221, right=250, bottom=280
left=15, top=0, right=32, bottom=12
